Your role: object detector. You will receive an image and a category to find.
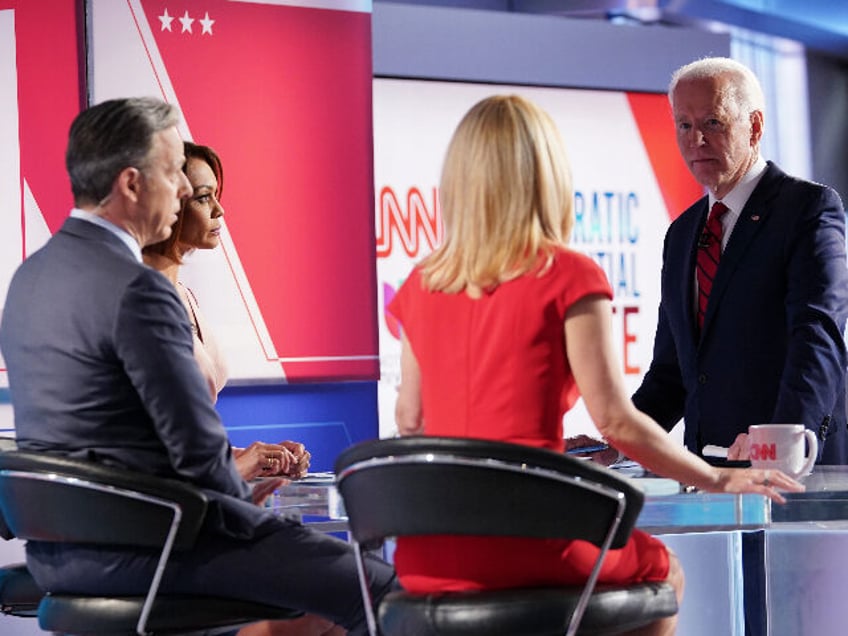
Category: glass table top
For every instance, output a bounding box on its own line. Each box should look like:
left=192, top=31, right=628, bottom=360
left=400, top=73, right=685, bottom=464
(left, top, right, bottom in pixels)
left=268, top=465, right=848, bottom=534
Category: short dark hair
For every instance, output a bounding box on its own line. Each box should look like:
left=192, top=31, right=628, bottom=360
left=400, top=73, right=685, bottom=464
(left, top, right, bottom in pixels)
left=142, top=142, right=224, bottom=264
left=66, top=97, right=181, bottom=207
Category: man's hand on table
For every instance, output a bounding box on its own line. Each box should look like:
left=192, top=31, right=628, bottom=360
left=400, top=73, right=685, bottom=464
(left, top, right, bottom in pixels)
left=727, top=432, right=751, bottom=461
left=250, top=477, right=286, bottom=506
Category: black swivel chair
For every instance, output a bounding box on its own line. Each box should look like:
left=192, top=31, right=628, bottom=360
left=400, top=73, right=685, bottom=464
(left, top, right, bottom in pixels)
left=0, top=513, right=41, bottom=618
left=334, top=436, right=678, bottom=636
left=0, top=438, right=41, bottom=619
left=0, top=450, right=302, bottom=635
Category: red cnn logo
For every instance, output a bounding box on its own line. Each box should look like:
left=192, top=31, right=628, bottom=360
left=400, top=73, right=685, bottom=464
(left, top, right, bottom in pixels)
left=376, top=187, right=443, bottom=258
left=751, top=443, right=777, bottom=461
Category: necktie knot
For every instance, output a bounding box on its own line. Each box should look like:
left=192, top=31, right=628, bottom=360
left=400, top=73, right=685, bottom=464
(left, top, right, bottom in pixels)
left=709, top=201, right=729, bottom=223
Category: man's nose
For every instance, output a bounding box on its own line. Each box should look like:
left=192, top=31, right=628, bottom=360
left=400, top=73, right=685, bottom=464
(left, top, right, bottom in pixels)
left=687, top=128, right=706, bottom=147
left=178, top=172, right=192, bottom=198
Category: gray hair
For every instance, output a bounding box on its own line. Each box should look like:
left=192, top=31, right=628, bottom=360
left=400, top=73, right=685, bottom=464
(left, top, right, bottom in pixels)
left=66, top=97, right=181, bottom=206
left=669, top=57, right=766, bottom=120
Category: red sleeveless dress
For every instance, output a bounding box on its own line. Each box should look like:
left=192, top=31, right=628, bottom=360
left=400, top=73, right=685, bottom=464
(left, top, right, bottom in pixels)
left=388, top=248, right=669, bottom=592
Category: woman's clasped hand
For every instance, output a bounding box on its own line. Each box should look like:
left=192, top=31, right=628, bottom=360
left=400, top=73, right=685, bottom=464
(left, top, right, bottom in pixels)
left=233, top=441, right=312, bottom=481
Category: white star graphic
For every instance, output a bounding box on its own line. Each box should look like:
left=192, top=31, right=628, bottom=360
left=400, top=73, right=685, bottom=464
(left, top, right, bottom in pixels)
left=179, top=10, right=194, bottom=34
left=199, top=11, right=215, bottom=36
left=158, top=8, right=174, bottom=32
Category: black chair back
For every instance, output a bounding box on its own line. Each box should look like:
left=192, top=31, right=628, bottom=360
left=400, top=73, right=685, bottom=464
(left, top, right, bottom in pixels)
left=0, top=450, right=207, bottom=550
left=335, top=436, right=643, bottom=549
left=0, top=450, right=300, bottom=635
left=335, top=436, right=676, bottom=636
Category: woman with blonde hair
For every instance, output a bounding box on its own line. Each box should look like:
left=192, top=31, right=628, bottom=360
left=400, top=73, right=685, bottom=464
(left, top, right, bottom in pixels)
left=389, top=95, right=802, bottom=636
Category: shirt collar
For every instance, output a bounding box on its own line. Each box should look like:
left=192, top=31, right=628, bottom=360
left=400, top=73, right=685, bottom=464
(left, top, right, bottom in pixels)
left=70, top=208, right=143, bottom=263
left=709, top=155, right=768, bottom=215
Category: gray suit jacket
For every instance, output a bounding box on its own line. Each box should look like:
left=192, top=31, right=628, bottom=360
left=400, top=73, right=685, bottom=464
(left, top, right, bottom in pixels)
left=1, top=217, right=270, bottom=538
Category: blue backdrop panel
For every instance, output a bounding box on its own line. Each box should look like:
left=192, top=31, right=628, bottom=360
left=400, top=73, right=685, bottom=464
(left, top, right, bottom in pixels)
left=216, top=381, right=379, bottom=472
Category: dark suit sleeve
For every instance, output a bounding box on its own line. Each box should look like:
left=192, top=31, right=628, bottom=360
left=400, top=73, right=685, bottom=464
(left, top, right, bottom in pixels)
left=773, top=186, right=848, bottom=435
left=114, top=269, right=251, bottom=500
left=632, top=231, right=687, bottom=431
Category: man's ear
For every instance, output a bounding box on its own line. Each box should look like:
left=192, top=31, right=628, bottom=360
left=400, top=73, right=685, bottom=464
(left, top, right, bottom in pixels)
left=750, top=110, right=764, bottom=146
left=117, top=166, right=142, bottom=202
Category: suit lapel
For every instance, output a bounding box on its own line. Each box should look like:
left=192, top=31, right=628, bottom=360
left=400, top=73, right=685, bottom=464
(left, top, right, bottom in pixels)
left=683, top=199, right=709, bottom=342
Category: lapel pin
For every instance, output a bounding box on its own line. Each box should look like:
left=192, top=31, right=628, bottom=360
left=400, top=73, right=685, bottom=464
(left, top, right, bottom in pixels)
left=750, top=215, right=760, bottom=221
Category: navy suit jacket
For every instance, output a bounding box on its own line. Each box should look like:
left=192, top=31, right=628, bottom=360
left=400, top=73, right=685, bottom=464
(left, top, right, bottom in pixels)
left=0, top=217, right=273, bottom=538
left=633, top=162, right=848, bottom=464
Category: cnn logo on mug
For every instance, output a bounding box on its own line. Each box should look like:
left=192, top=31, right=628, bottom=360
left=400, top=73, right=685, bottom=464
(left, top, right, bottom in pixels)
left=750, top=443, right=776, bottom=461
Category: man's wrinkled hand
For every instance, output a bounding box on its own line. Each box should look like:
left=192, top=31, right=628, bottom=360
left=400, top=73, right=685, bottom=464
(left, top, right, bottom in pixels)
left=250, top=477, right=285, bottom=506
left=727, top=432, right=751, bottom=461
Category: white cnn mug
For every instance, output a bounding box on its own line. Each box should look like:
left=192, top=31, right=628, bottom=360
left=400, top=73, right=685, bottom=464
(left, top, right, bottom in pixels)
left=748, top=424, right=818, bottom=478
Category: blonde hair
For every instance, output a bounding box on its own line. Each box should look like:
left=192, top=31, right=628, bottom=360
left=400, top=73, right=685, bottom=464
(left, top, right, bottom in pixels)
left=421, top=95, right=574, bottom=296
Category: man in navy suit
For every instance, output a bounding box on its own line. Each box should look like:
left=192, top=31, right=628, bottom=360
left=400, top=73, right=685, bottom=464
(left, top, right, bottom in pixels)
left=632, top=57, right=848, bottom=636
left=0, top=97, right=395, bottom=635
left=633, top=57, right=848, bottom=465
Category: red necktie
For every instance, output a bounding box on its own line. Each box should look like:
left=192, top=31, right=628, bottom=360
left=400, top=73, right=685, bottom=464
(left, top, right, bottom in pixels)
left=696, top=201, right=729, bottom=330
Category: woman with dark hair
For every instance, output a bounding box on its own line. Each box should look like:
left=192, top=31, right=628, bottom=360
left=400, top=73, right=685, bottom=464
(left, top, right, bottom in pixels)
left=144, top=142, right=343, bottom=636
left=144, top=142, right=228, bottom=399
